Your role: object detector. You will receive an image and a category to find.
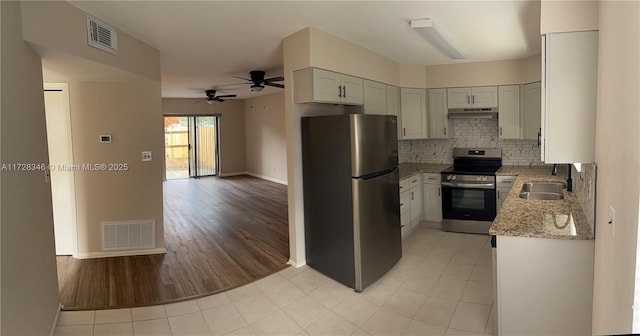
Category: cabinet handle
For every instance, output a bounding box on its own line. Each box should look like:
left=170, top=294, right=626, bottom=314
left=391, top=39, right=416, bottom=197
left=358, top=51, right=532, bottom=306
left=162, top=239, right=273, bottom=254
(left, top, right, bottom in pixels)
left=444, top=127, right=447, bottom=136
left=411, top=192, right=414, bottom=200
left=498, top=190, right=500, bottom=199
left=400, top=203, right=404, bottom=206
left=412, top=179, right=417, bottom=183
left=472, top=95, right=475, bottom=104
left=343, top=86, right=346, bottom=97
left=428, top=177, right=436, bottom=180
left=500, top=127, right=503, bottom=136
left=467, top=96, right=470, bottom=104
left=537, top=128, right=541, bottom=147
left=403, top=128, right=406, bottom=136
left=338, top=85, right=343, bottom=98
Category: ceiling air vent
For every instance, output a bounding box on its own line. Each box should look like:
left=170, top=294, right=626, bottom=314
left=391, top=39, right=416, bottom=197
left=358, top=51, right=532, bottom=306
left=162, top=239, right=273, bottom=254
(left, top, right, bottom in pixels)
left=87, top=16, right=118, bottom=55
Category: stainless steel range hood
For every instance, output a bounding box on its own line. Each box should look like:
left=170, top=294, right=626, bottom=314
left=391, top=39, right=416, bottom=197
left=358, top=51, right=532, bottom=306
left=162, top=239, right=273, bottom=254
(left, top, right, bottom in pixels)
left=448, top=107, right=498, bottom=119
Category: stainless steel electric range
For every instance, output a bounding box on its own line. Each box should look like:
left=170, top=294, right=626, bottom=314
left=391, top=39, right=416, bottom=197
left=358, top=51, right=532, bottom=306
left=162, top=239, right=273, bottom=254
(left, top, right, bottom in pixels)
left=441, top=148, right=502, bottom=234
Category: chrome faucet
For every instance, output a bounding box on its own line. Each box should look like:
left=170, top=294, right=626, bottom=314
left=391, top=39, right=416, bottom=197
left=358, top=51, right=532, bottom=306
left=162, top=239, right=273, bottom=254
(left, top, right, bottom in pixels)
left=551, top=164, right=558, bottom=176
left=551, top=164, right=573, bottom=191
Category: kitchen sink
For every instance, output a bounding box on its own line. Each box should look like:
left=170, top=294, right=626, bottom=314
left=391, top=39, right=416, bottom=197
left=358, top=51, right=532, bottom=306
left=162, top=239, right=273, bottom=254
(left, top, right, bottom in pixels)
left=519, top=182, right=566, bottom=200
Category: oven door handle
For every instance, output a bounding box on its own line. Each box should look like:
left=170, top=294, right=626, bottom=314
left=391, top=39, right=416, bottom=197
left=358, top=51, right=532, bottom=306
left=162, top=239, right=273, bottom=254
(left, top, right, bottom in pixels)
left=441, top=182, right=495, bottom=189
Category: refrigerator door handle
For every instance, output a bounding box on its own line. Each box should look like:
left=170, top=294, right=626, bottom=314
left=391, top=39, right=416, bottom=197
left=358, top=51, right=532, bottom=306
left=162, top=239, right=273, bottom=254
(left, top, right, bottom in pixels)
left=356, top=167, right=397, bottom=180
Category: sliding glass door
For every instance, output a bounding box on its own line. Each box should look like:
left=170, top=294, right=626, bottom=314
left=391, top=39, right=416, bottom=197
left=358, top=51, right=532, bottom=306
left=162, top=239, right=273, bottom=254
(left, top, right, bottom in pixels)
left=164, top=115, right=219, bottom=179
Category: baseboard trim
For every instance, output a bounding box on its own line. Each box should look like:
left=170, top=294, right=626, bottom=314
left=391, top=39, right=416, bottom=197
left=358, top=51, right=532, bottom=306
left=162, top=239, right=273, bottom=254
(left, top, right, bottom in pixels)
left=75, top=248, right=167, bottom=259
left=287, top=259, right=307, bottom=268
left=218, top=171, right=246, bottom=177
left=219, top=171, right=287, bottom=185
left=245, top=172, right=287, bottom=185
left=50, top=303, right=62, bottom=336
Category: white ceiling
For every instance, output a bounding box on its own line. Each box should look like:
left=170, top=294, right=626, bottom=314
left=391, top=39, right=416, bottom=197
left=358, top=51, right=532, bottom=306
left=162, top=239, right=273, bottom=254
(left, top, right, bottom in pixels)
left=66, top=1, right=541, bottom=99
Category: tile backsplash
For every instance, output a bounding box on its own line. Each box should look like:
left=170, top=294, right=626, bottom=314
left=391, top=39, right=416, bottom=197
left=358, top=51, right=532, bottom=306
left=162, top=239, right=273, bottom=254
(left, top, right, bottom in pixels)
left=399, top=118, right=545, bottom=166
left=573, top=163, right=597, bottom=235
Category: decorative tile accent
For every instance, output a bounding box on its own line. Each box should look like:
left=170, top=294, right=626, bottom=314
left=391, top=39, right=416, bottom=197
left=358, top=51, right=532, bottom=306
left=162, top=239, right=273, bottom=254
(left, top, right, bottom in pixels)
left=399, top=118, right=544, bottom=167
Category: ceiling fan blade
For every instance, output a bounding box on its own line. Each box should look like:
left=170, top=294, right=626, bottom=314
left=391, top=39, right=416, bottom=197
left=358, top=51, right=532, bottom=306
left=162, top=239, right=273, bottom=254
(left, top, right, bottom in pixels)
left=264, top=82, right=285, bottom=89
left=264, top=76, right=285, bottom=82
left=219, top=82, right=247, bottom=87
left=216, top=94, right=237, bottom=98
left=193, top=98, right=208, bottom=103
left=215, top=98, right=225, bottom=102
left=231, top=75, right=251, bottom=81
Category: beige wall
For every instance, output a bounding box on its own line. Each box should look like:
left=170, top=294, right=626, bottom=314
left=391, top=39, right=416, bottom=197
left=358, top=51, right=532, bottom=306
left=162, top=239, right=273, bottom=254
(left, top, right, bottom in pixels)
left=1, top=1, right=59, bottom=334
left=245, top=92, right=287, bottom=184
left=309, top=28, right=400, bottom=85
left=399, top=63, right=427, bottom=88
left=68, top=81, right=164, bottom=255
left=541, top=0, right=599, bottom=34
left=424, top=55, right=541, bottom=88
left=592, top=1, right=640, bottom=334
left=21, top=1, right=160, bottom=81
left=162, top=98, right=246, bottom=175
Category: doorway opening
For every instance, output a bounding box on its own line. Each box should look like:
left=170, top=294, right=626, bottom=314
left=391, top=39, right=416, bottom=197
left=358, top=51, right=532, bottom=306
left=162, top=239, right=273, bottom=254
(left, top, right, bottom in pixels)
left=164, top=115, right=220, bottom=179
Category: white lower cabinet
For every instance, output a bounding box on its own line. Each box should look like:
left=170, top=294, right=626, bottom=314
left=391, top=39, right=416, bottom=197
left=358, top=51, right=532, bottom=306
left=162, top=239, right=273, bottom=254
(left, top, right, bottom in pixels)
left=495, top=236, right=594, bottom=335
left=400, top=174, right=423, bottom=238
left=496, top=176, right=516, bottom=213
left=422, top=173, right=442, bottom=224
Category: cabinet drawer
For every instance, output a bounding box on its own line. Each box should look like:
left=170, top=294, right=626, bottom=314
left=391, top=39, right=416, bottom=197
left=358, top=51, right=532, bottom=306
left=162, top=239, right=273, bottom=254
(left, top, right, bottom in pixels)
left=400, top=190, right=411, bottom=215
left=409, top=175, right=422, bottom=188
left=399, top=178, right=410, bottom=192
left=422, top=173, right=441, bottom=184
left=496, top=176, right=516, bottom=188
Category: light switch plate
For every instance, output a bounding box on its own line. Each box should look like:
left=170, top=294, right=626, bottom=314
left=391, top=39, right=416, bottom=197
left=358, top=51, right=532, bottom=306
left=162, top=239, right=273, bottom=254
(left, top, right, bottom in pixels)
left=142, top=151, right=152, bottom=162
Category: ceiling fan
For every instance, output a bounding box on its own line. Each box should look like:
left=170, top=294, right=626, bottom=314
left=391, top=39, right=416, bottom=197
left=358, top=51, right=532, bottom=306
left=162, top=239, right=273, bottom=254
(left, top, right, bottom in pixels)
left=228, top=70, right=285, bottom=92
left=197, top=89, right=237, bottom=104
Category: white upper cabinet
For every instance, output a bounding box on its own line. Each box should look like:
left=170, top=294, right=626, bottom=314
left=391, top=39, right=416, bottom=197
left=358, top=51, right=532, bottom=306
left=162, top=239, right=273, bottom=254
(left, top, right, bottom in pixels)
left=542, top=31, right=598, bottom=163
left=363, top=80, right=387, bottom=115
left=428, top=88, right=450, bottom=139
left=400, top=88, right=428, bottom=139
left=294, top=68, right=364, bottom=105
left=522, top=82, right=541, bottom=141
left=447, top=86, right=498, bottom=109
left=498, top=85, right=521, bottom=139
left=386, top=85, right=400, bottom=117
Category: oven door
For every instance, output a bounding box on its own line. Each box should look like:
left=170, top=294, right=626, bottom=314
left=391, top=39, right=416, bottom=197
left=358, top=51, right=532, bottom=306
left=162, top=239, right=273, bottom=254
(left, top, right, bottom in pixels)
left=441, top=184, right=497, bottom=222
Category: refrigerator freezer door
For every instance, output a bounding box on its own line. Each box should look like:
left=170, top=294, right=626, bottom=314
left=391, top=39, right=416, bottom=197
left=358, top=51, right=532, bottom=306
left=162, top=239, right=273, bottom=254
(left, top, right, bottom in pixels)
left=352, top=168, right=402, bottom=291
left=350, top=115, right=399, bottom=177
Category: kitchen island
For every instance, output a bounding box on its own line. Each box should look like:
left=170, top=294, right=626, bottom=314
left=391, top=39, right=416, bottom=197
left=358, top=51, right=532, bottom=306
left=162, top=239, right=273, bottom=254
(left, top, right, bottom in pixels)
left=490, top=166, right=594, bottom=336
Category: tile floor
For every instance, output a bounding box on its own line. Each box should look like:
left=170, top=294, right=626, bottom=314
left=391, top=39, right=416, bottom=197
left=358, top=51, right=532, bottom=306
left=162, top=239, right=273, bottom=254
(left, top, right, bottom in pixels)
left=54, top=228, right=495, bottom=336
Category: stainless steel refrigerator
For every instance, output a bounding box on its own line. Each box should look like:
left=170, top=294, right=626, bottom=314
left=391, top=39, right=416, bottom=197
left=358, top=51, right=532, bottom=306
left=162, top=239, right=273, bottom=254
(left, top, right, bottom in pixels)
left=301, top=114, right=402, bottom=292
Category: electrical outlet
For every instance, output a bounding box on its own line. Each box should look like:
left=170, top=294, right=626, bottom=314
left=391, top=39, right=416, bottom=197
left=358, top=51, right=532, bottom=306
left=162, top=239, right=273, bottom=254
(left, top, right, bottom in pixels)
left=142, top=151, right=152, bottom=162
left=608, top=205, right=615, bottom=237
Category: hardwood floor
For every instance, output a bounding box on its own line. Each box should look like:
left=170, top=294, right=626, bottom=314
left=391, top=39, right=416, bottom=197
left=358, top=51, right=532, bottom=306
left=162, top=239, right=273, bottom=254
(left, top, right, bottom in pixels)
left=57, top=175, right=289, bottom=310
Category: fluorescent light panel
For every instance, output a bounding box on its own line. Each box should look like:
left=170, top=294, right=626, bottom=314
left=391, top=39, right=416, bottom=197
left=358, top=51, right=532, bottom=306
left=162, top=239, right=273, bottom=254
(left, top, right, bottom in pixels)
left=410, top=19, right=465, bottom=60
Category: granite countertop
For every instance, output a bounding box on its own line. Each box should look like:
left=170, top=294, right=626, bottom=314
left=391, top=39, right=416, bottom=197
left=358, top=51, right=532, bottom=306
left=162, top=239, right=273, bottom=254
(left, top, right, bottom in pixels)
left=490, top=166, right=593, bottom=240
left=399, top=163, right=450, bottom=180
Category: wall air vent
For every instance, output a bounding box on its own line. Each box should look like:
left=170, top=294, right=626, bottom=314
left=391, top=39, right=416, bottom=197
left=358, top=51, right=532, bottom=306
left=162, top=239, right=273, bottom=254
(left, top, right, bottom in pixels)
left=102, top=220, right=155, bottom=251
left=87, top=16, right=118, bottom=55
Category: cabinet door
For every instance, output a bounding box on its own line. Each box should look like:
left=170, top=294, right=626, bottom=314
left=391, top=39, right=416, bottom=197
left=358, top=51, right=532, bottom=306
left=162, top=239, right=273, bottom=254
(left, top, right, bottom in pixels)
left=428, top=88, right=449, bottom=138
left=401, top=210, right=411, bottom=239
left=423, top=184, right=443, bottom=222
left=523, top=82, right=542, bottom=141
left=311, top=68, right=342, bottom=103
left=340, top=74, right=364, bottom=105
left=471, top=86, right=498, bottom=108
left=543, top=31, right=598, bottom=163
left=363, top=80, right=386, bottom=115
left=410, top=188, right=422, bottom=229
left=447, top=88, right=471, bottom=108
left=400, top=88, right=428, bottom=139
left=386, top=85, right=401, bottom=139
left=498, top=85, right=521, bottom=139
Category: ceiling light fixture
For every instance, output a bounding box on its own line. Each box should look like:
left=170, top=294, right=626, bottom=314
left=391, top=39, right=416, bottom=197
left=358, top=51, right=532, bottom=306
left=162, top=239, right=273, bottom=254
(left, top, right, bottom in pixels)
left=410, top=18, right=465, bottom=60
left=251, top=84, right=264, bottom=92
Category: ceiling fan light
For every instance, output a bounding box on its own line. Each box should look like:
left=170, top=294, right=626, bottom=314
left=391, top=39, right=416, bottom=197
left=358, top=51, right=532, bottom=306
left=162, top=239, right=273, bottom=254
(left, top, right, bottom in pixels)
left=206, top=99, right=214, bottom=105
left=410, top=18, right=465, bottom=60
left=251, top=84, right=264, bottom=92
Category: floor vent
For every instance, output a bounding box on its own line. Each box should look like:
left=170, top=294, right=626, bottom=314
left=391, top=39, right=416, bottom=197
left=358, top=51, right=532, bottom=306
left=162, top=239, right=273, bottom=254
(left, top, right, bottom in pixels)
left=102, top=220, right=155, bottom=251
left=87, top=16, right=118, bottom=55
